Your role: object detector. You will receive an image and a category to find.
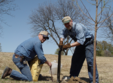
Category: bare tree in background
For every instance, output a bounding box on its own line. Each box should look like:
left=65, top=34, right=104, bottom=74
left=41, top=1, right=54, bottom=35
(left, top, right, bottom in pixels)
left=75, top=0, right=113, bottom=82
left=102, top=11, right=113, bottom=42
left=0, top=0, right=15, bottom=35
left=30, top=0, right=88, bottom=55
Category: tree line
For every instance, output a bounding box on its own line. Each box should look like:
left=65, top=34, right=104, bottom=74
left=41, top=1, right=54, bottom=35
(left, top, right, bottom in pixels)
left=96, top=41, right=113, bottom=57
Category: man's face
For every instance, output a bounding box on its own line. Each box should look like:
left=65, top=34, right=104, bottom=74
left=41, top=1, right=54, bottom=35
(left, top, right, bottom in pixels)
left=64, top=20, right=73, bottom=30
left=40, top=35, right=48, bottom=43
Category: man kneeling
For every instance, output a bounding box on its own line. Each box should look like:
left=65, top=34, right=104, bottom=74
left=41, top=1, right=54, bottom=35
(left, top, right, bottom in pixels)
left=1, top=31, right=52, bottom=81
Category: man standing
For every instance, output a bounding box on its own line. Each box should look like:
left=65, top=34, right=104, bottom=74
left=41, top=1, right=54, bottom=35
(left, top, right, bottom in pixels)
left=59, top=16, right=99, bottom=83
left=1, top=31, right=52, bottom=81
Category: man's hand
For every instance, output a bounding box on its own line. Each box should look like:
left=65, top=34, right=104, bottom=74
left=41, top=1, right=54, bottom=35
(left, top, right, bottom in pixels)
left=63, top=43, right=71, bottom=50
left=59, top=40, right=63, bottom=48
left=48, top=62, right=52, bottom=68
left=45, top=61, right=52, bottom=68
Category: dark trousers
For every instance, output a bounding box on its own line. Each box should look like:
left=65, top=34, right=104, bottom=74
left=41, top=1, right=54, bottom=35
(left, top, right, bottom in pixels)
left=70, top=41, right=99, bottom=83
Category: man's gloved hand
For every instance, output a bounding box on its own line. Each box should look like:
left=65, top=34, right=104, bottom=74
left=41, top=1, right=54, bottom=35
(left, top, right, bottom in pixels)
left=59, top=40, right=63, bottom=48
left=63, top=43, right=71, bottom=50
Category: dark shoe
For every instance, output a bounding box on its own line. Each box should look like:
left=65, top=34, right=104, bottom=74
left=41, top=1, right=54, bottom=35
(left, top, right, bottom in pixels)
left=1, top=67, right=12, bottom=79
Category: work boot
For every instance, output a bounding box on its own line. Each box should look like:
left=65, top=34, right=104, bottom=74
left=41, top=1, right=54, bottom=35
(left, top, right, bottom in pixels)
left=67, top=76, right=75, bottom=83
left=1, top=67, right=12, bottom=79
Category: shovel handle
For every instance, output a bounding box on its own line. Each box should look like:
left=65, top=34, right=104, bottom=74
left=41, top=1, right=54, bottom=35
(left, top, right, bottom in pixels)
left=57, top=46, right=62, bottom=83
left=50, top=67, right=53, bottom=82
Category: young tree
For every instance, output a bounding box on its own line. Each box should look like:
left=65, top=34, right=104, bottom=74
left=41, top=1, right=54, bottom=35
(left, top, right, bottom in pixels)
left=75, top=0, right=113, bottom=82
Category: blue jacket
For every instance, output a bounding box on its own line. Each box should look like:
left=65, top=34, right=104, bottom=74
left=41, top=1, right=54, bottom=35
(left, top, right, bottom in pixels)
left=60, top=22, right=93, bottom=45
left=14, top=36, right=47, bottom=64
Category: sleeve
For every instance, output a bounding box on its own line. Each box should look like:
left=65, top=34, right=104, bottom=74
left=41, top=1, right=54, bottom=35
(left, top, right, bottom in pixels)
left=75, top=23, right=86, bottom=45
left=60, top=29, right=68, bottom=39
left=34, top=42, right=47, bottom=64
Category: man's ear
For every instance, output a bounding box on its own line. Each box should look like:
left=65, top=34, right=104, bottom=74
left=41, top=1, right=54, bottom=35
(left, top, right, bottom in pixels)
left=71, top=20, right=73, bottom=22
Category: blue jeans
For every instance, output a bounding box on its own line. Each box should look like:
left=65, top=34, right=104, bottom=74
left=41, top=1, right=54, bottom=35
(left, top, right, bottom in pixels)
left=70, top=41, right=99, bottom=83
left=10, top=55, right=32, bottom=81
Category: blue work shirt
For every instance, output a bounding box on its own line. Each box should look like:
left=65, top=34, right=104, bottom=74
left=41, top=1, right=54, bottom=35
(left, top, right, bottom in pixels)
left=14, top=36, right=47, bottom=64
left=60, top=22, right=93, bottom=45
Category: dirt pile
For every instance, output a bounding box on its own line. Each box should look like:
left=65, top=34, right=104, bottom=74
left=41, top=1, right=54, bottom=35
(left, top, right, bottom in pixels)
left=61, top=76, right=88, bottom=83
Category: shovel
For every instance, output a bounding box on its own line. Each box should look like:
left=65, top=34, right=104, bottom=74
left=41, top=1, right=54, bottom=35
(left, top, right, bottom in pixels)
left=57, top=46, right=62, bottom=83
left=50, top=67, right=53, bottom=82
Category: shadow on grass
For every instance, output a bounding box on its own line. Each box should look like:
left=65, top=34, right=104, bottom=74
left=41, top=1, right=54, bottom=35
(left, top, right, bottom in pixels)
left=38, top=76, right=52, bottom=81
left=1, top=77, right=23, bottom=82
left=80, top=77, right=89, bottom=83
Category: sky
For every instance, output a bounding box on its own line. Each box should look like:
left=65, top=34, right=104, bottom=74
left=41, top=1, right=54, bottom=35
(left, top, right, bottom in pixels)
left=0, top=0, right=112, bottom=55
left=0, top=0, right=62, bottom=55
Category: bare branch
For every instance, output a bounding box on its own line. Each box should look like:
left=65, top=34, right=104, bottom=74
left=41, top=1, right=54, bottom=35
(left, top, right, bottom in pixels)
left=0, top=0, right=5, bottom=3
left=97, top=0, right=109, bottom=18
left=98, top=13, right=113, bottom=24
left=86, top=0, right=96, bottom=5
left=51, top=19, right=60, bottom=40
left=0, top=0, right=16, bottom=34
left=76, top=0, right=95, bottom=22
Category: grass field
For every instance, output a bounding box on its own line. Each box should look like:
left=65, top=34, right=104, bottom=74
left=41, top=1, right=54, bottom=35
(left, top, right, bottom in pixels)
left=0, top=52, right=113, bottom=83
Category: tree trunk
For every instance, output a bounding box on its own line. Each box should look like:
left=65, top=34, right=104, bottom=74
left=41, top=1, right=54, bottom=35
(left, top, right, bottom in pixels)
left=93, top=0, right=98, bottom=83
left=64, top=49, right=69, bottom=56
